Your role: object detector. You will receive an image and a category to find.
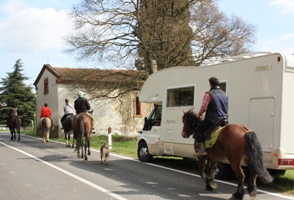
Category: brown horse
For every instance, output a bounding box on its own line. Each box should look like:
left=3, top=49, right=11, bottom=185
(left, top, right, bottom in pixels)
left=61, top=114, right=74, bottom=147
left=8, top=116, right=21, bottom=141
left=39, top=117, right=52, bottom=143
left=73, top=112, right=93, bottom=160
left=181, top=109, right=273, bottom=200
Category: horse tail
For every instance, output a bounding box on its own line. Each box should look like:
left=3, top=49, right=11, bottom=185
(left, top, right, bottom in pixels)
left=42, top=118, right=46, bottom=129
left=245, top=131, right=273, bottom=184
left=69, top=115, right=74, bottom=130
left=76, top=115, right=84, bottom=150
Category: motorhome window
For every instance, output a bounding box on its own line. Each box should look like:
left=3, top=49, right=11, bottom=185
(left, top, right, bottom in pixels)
left=219, top=82, right=227, bottom=93
left=167, top=87, right=194, bottom=107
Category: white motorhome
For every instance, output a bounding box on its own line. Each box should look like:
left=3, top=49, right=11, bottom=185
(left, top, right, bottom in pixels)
left=137, top=52, right=294, bottom=179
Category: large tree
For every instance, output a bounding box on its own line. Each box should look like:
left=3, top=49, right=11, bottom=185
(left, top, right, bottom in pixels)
left=65, top=0, right=256, bottom=70
left=0, top=59, right=36, bottom=126
left=64, top=0, right=256, bottom=98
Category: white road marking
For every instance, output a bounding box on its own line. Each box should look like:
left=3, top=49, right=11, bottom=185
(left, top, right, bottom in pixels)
left=0, top=141, right=127, bottom=200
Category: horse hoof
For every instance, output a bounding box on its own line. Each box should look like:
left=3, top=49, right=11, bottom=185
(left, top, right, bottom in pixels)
left=205, top=184, right=214, bottom=191
left=230, top=193, right=244, bottom=200
left=209, top=181, right=217, bottom=189
left=46, top=140, right=49, bottom=143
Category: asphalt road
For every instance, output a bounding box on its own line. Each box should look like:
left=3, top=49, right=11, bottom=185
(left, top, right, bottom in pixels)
left=0, top=132, right=293, bottom=200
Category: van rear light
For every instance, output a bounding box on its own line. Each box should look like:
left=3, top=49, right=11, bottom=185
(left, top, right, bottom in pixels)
left=278, top=159, right=294, bottom=165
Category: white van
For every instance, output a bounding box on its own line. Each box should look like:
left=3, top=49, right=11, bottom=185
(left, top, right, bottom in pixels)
left=137, top=52, right=294, bottom=179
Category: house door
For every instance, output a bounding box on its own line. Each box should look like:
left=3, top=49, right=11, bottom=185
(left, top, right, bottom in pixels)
left=249, top=98, right=275, bottom=153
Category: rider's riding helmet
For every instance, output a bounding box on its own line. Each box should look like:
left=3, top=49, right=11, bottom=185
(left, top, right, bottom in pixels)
left=78, top=91, right=84, bottom=98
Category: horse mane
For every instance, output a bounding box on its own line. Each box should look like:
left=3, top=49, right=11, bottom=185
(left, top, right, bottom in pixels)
left=185, top=109, right=201, bottom=127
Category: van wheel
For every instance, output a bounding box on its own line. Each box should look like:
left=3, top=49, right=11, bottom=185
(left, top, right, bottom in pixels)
left=138, top=142, right=153, bottom=162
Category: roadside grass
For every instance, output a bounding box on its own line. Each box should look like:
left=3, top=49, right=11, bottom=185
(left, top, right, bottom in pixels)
left=21, top=130, right=138, bottom=157
left=19, top=130, right=294, bottom=195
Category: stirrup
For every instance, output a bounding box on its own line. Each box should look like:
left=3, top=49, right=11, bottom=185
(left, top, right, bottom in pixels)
left=193, top=149, right=207, bottom=157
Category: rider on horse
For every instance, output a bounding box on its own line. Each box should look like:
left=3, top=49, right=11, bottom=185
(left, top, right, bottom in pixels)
left=60, top=98, right=74, bottom=129
left=7, top=103, right=18, bottom=125
left=194, top=77, right=228, bottom=157
left=74, top=91, right=95, bottom=133
left=40, top=103, right=55, bottom=130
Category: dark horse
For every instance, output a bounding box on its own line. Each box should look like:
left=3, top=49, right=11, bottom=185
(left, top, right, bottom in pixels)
left=61, top=114, right=74, bottom=148
left=181, top=109, right=273, bottom=200
left=73, top=111, right=93, bottom=161
left=8, top=116, right=21, bottom=141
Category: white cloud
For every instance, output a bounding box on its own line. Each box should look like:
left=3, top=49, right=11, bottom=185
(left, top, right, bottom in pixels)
left=279, top=33, right=294, bottom=40
left=0, top=0, right=72, bottom=55
left=259, top=37, right=294, bottom=55
left=269, top=0, right=294, bottom=15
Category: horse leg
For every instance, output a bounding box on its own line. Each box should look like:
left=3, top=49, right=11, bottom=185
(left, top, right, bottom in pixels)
left=43, top=132, right=46, bottom=143
left=10, top=129, right=13, bottom=141
left=68, top=136, right=72, bottom=147
left=46, top=130, right=50, bottom=143
left=77, top=146, right=81, bottom=158
left=245, top=159, right=258, bottom=199
left=13, top=129, right=16, bottom=140
left=87, top=139, right=91, bottom=156
left=84, top=142, right=88, bottom=161
left=197, top=157, right=209, bottom=185
left=72, top=138, right=75, bottom=148
left=81, top=140, right=84, bottom=159
left=17, top=129, right=20, bottom=141
left=205, top=160, right=218, bottom=190
left=230, top=162, right=245, bottom=200
left=64, top=134, right=67, bottom=146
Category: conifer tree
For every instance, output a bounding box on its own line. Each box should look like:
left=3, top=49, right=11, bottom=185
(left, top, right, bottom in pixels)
left=0, top=59, right=36, bottom=127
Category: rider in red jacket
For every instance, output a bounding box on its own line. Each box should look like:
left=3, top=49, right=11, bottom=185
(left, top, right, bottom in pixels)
left=40, top=103, right=54, bottom=130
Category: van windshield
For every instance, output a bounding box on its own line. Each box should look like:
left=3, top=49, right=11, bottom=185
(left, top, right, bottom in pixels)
left=143, top=105, right=162, bottom=130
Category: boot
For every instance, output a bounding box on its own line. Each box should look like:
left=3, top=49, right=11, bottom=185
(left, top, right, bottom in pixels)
left=91, top=122, right=95, bottom=133
left=193, top=142, right=207, bottom=157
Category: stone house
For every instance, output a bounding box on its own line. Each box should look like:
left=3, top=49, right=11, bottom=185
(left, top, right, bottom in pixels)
left=33, top=64, right=152, bottom=138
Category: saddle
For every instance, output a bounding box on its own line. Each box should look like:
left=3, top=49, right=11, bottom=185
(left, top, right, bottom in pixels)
left=203, top=117, right=228, bottom=140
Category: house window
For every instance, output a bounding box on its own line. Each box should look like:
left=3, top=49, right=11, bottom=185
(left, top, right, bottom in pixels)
left=134, top=96, right=142, bottom=117
left=44, top=77, right=49, bottom=94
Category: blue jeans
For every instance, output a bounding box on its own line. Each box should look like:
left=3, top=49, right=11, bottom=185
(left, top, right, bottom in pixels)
left=193, top=119, right=212, bottom=143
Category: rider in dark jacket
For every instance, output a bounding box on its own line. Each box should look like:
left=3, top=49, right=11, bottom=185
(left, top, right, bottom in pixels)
left=193, top=77, right=228, bottom=157
left=74, top=91, right=95, bottom=132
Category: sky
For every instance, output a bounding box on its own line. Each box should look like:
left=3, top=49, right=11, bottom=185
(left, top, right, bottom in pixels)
left=0, top=0, right=294, bottom=88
